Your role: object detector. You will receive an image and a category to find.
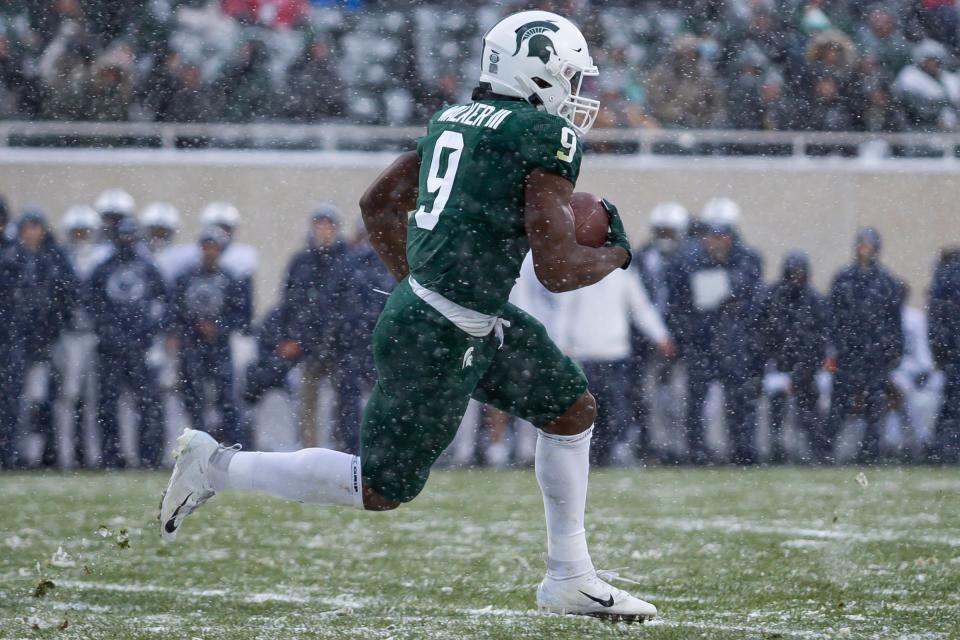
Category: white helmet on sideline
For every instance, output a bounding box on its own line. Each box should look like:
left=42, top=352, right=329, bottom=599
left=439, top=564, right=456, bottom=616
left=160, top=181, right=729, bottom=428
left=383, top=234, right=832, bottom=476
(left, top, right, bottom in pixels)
left=201, top=201, right=240, bottom=228
left=62, top=205, right=101, bottom=232
left=702, top=197, right=741, bottom=228
left=650, top=202, right=689, bottom=233
left=95, top=188, right=135, bottom=217
left=141, top=202, right=181, bottom=231
left=479, top=10, right=600, bottom=134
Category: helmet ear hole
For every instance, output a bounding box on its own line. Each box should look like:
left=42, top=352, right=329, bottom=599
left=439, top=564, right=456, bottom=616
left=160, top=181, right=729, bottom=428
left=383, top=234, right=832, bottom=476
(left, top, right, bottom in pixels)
left=532, top=76, right=552, bottom=89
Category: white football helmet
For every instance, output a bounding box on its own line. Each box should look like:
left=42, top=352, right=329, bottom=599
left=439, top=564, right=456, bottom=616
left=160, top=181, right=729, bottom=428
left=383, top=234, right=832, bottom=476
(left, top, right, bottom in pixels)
left=141, top=202, right=181, bottom=231
left=95, top=188, right=135, bottom=217
left=650, top=202, right=690, bottom=233
left=62, top=205, right=101, bottom=232
left=702, top=197, right=741, bottom=228
left=479, top=10, right=599, bottom=134
left=201, top=201, right=240, bottom=229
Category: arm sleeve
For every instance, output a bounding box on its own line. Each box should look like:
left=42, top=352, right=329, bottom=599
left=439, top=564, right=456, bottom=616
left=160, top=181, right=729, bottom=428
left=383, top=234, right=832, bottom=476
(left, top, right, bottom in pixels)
left=625, top=269, right=669, bottom=343
left=752, top=291, right=771, bottom=358
left=149, top=270, right=168, bottom=334
left=887, top=280, right=906, bottom=367
left=282, top=255, right=299, bottom=297
left=665, top=259, right=692, bottom=349
left=237, top=277, right=254, bottom=333
left=815, top=294, right=831, bottom=358
left=167, top=277, right=185, bottom=336
left=84, top=268, right=105, bottom=335
left=728, top=251, right=762, bottom=302
left=54, top=254, right=78, bottom=332
left=928, top=268, right=956, bottom=366
left=281, top=257, right=303, bottom=341
left=828, top=277, right=843, bottom=350
left=224, top=277, right=246, bottom=334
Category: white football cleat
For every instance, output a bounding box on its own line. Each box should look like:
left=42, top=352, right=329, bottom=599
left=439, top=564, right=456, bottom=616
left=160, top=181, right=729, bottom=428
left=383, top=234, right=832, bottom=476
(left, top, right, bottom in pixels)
left=537, top=571, right=657, bottom=623
left=159, top=428, right=220, bottom=541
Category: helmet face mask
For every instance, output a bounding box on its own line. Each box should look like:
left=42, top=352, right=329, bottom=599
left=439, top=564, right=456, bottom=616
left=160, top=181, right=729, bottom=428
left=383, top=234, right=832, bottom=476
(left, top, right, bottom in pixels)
left=554, top=62, right=600, bottom=134
left=480, top=11, right=600, bottom=135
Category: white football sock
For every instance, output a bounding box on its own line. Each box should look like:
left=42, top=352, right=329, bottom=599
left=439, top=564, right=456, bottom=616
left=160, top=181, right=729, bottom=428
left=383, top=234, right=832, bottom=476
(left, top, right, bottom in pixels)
left=535, top=427, right=595, bottom=580
left=209, top=448, right=363, bottom=510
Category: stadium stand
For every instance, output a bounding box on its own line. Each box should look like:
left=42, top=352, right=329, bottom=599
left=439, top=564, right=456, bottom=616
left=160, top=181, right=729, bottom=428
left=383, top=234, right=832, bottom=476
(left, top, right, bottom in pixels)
left=1, top=0, right=960, bottom=135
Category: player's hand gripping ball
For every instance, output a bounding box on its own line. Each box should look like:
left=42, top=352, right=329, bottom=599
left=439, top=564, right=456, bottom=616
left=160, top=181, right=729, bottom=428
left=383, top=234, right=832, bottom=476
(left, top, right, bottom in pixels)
left=569, top=192, right=609, bottom=248
left=570, top=193, right=633, bottom=269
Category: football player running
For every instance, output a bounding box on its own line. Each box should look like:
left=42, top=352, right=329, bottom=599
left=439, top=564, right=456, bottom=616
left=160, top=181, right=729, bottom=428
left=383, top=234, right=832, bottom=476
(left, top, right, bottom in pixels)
left=160, top=10, right=655, bottom=622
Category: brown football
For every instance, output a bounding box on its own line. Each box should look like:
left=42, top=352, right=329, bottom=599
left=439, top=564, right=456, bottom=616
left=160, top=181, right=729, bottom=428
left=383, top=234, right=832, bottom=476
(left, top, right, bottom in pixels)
left=570, top=192, right=609, bottom=248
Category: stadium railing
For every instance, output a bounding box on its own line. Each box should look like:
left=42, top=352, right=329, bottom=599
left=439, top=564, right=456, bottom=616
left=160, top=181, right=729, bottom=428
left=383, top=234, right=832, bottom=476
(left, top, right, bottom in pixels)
left=1, top=121, right=959, bottom=159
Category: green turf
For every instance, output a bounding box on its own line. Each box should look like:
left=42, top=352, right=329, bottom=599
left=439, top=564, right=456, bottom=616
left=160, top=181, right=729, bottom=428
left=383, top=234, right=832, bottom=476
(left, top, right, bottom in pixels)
left=1, top=467, right=959, bottom=639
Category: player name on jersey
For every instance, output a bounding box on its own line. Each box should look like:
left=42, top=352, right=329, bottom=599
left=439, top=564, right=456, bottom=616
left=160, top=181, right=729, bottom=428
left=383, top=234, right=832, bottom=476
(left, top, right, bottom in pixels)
left=437, top=103, right=513, bottom=130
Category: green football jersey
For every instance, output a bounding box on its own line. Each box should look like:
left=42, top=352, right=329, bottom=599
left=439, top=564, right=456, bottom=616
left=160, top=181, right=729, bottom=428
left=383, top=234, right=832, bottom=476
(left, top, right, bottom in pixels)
left=407, top=98, right=583, bottom=316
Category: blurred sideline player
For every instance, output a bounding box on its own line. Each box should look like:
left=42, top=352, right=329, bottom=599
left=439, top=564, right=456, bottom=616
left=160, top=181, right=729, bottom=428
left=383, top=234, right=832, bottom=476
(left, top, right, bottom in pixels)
left=86, top=218, right=167, bottom=467
left=201, top=203, right=257, bottom=276
left=91, top=188, right=139, bottom=267
left=168, top=226, right=247, bottom=446
left=198, top=202, right=258, bottom=393
left=11, top=209, right=75, bottom=467
left=161, top=10, right=657, bottom=622
left=632, top=203, right=689, bottom=462
left=141, top=201, right=189, bottom=284
left=141, top=202, right=191, bottom=450
left=53, top=205, right=102, bottom=467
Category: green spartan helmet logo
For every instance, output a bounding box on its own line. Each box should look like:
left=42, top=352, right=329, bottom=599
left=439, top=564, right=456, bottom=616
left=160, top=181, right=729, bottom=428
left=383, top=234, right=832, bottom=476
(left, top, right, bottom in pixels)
left=512, top=20, right=560, bottom=64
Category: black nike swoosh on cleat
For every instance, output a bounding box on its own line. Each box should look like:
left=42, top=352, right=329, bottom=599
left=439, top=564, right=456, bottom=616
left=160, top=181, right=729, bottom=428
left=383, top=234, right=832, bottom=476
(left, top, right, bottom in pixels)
left=579, top=590, right=615, bottom=607
left=573, top=47, right=582, bottom=52
left=164, top=493, right=192, bottom=534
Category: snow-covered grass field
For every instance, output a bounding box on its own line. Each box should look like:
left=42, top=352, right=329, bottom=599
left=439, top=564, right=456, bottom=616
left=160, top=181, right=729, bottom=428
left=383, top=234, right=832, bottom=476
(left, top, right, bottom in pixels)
left=1, top=467, right=958, bottom=639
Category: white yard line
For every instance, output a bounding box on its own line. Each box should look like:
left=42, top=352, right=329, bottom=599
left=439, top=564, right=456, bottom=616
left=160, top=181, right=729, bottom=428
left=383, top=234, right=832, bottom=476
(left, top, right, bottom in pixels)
left=20, top=581, right=939, bottom=638
left=54, top=579, right=707, bottom=608
left=462, top=608, right=833, bottom=639
left=55, top=579, right=369, bottom=609
left=648, top=618, right=833, bottom=639
left=648, top=517, right=960, bottom=548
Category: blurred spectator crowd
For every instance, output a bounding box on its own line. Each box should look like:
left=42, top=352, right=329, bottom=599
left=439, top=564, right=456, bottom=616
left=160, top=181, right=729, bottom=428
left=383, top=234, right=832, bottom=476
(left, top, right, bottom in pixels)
left=1, top=188, right=960, bottom=470
left=4, top=1, right=960, bottom=131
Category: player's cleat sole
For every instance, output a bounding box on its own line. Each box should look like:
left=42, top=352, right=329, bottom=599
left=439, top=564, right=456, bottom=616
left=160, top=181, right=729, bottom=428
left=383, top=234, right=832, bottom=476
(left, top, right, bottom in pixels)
left=158, top=428, right=219, bottom=542
left=536, top=571, right=657, bottom=623
left=537, top=604, right=652, bottom=623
